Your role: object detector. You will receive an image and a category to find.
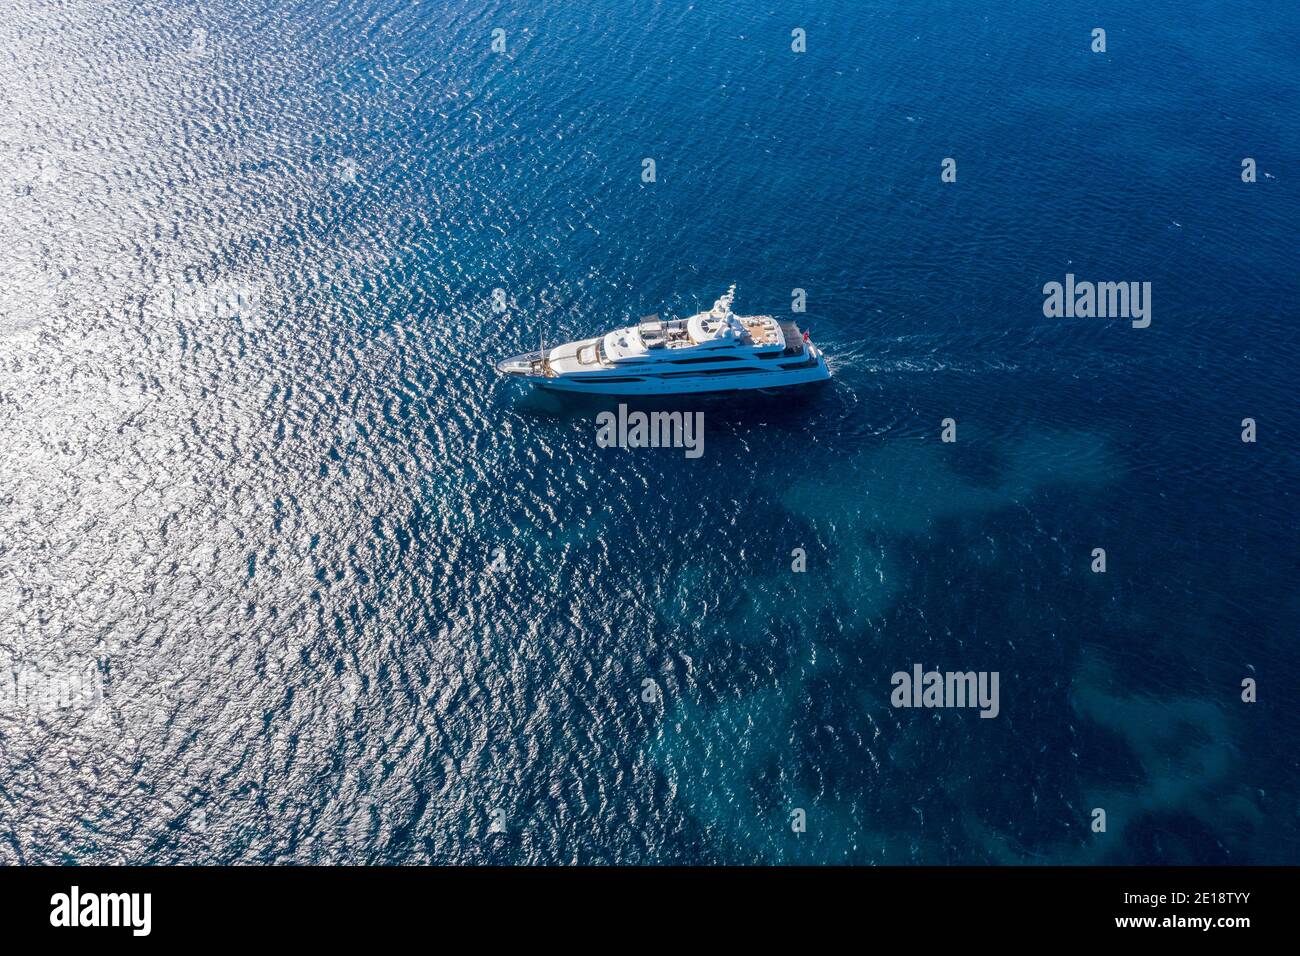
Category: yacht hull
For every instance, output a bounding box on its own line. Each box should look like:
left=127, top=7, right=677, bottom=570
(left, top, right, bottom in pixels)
left=500, top=362, right=831, bottom=396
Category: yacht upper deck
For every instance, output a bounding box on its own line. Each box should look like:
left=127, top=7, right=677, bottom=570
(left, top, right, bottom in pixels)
left=529, top=286, right=803, bottom=376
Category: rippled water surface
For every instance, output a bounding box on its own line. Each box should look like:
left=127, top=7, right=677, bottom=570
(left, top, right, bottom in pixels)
left=1, top=0, right=1297, bottom=864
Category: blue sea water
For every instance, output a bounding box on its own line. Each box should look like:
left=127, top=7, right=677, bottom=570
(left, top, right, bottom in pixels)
left=0, top=0, right=1297, bottom=864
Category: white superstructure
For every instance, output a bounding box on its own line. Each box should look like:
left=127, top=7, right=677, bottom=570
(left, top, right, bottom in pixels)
left=496, top=286, right=831, bottom=395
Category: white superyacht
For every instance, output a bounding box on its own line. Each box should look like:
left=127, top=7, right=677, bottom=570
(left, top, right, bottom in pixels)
left=496, top=286, right=830, bottom=395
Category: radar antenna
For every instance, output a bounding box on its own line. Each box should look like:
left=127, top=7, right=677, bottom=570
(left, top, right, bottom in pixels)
left=720, top=284, right=736, bottom=315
